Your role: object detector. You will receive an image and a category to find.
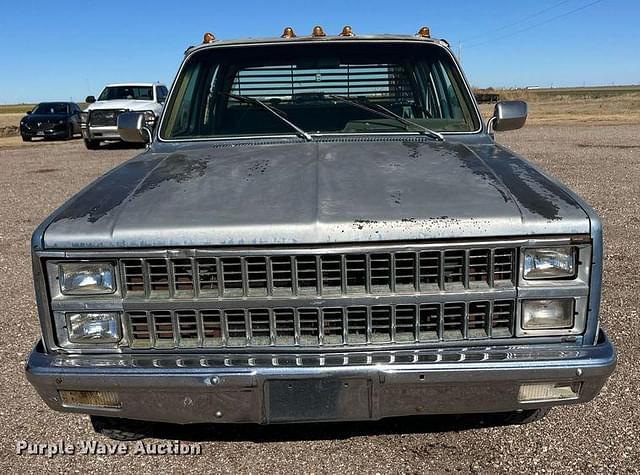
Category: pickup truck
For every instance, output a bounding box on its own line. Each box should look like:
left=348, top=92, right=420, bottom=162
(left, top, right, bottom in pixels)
left=81, top=82, right=168, bottom=149
left=26, top=26, right=615, bottom=440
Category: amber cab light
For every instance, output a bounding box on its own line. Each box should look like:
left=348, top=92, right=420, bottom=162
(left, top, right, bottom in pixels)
left=312, top=25, right=326, bottom=37
left=281, top=27, right=296, bottom=38
left=416, top=26, right=431, bottom=38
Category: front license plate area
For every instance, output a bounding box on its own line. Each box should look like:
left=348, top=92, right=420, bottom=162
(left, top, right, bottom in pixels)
left=266, top=379, right=371, bottom=422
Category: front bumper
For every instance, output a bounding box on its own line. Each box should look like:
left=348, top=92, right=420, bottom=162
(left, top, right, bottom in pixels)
left=26, top=331, right=616, bottom=424
left=82, top=125, right=120, bottom=140
left=21, top=125, right=67, bottom=138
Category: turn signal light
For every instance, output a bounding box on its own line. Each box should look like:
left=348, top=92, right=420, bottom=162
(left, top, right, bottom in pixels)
left=59, top=390, right=121, bottom=408
left=202, top=32, right=215, bottom=44
left=312, top=25, right=326, bottom=37
left=339, top=25, right=354, bottom=37
left=281, top=27, right=296, bottom=38
left=416, top=26, right=431, bottom=38
left=518, top=382, right=581, bottom=403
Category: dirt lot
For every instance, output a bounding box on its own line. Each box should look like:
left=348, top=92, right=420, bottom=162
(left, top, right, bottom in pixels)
left=0, top=125, right=638, bottom=473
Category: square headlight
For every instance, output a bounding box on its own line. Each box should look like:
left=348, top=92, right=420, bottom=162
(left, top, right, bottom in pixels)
left=67, top=312, right=121, bottom=343
left=522, top=299, right=575, bottom=330
left=523, top=247, right=576, bottom=280
left=59, top=262, right=115, bottom=295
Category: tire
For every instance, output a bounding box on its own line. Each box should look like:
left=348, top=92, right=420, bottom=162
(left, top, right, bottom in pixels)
left=498, top=408, right=550, bottom=425
left=90, top=416, right=150, bottom=441
left=21, top=135, right=31, bottom=142
left=84, top=138, right=100, bottom=150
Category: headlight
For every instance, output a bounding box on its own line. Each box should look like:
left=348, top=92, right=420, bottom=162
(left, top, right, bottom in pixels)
left=522, top=299, right=574, bottom=330
left=59, top=262, right=115, bottom=295
left=523, top=247, right=576, bottom=279
left=67, top=312, right=121, bottom=343
left=142, top=110, right=156, bottom=126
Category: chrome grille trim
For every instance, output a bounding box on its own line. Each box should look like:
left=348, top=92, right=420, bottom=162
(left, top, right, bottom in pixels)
left=120, top=246, right=516, bottom=300
left=123, top=299, right=515, bottom=349
left=88, top=109, right=125, bottom=127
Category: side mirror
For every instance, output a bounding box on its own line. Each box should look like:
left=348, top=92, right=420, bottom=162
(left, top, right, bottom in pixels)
left=117, top=111, right=151, bottom=143
left=26, top=111, right=31, bottom=115
left=85, top=95, right=96, bottom=104
left=490, top=100, right=527, bottom=132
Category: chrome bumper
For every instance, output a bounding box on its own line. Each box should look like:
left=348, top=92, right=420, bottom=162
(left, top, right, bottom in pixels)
left=25, top=332, right=615, bottom=424
left=82, top=126, right=120, bottom=140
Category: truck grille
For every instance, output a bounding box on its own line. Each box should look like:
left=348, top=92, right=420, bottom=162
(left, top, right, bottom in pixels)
left=120, top=247, right=516, bottom=299
left=112, top=244, right=518, bottom=349
left=124, top=300, right=515, bottom=349
left=88, top=109, right=124, bottom=127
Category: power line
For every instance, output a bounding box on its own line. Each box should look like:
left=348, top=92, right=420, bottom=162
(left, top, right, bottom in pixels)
left=466, top=0, right=606, bottom=49
left=461, top=0, right=573, bottom=43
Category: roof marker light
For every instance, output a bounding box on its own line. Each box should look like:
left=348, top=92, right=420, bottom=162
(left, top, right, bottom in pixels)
left=281, top=27, right=296, bottom=38
left=311, top=25, right=326, bottom=37
left=339, top=25, right=354, bottom=37
left=416, top=26, right=431, bottom=38
left=202, top=32, right=216, bottom=44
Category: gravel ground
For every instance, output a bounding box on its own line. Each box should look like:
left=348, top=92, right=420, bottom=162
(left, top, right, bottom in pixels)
left=0, top=126, right=638, bottom=473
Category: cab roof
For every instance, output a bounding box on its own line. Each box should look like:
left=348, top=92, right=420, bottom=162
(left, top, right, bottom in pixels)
left=185, top=33, right=449, bottom=55
left=104, top=83, right=165, bottom=88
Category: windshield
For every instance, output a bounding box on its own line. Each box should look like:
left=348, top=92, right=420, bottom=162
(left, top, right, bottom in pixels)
left=161, top=42, right=480, bottom=140
left=98, top=86, right=154, bottom=101
left=32, top=103, right=69, bottom=115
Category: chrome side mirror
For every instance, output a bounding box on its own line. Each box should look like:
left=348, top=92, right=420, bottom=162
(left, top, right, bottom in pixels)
left=117, top=111, right=151, bottom=143
left=489, top=100, right=528, bottom=132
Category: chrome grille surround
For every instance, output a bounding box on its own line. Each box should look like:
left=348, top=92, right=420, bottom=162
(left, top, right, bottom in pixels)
left=46, top=241, right=531, bottom=350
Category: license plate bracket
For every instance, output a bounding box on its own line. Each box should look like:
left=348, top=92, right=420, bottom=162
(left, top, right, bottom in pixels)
left=265, top=378, right=371, bottom=422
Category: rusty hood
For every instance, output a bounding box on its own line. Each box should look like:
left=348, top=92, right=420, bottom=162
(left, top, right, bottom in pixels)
left=40, top=138, right=590, bottom=248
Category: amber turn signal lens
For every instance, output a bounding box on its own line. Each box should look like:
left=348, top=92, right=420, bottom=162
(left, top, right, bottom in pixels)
left=281, top=27, right=296, bottom=38
left=339, top=25, right=354, bottom=37
left=312, top=25, right=326, bottom=37
left=416, top=26, right=430, bottom=38
left=59, top=390, right=121, bottom=408
left=202, top=32, right=215, bottom=44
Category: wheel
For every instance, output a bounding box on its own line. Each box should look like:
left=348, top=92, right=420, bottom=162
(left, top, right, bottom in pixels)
left=84, top=138, right=100, bottom=150
left=21, top=135, right=31, bottom=142
left=498, top=408, right=550, bottom=425
left=90, top=416, right=150, bottom=441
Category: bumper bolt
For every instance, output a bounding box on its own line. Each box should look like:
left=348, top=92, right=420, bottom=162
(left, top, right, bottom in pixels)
left=211, top=376, right=220, bottom=385
left=215, top=410, right=223, bottom=418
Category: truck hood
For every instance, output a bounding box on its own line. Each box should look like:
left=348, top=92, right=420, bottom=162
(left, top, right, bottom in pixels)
left=85, top=99, right=158, bottom=112
left=41, top=139, right=590, bottom=248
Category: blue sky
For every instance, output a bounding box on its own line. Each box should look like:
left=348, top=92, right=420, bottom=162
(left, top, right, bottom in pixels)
left=0, top=0, right=638, bottom=103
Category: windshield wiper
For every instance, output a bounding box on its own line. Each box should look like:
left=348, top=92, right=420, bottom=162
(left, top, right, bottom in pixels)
left=328, top=94, right=444, bottom=141
left=221, top=92, right=313, bottom=141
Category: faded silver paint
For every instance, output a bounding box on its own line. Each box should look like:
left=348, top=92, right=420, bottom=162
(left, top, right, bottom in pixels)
left=41, top=138, right=589, bottom=249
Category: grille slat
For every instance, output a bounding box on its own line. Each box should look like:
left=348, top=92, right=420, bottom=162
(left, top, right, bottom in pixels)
left=123, top=298, right=515, bottom=349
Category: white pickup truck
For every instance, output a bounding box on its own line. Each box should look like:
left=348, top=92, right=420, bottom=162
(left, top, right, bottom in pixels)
left=82, top=83, right=168, bottom=149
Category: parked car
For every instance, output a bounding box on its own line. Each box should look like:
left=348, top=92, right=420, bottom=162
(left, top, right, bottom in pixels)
left=19, top=102, right=82, bottom=141
left=26, top=26, right=616, bottom=440
left=81, top=82, right=168, bottom=149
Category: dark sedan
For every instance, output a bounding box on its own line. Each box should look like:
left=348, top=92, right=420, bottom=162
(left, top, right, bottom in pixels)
left=20, top=102, right=83, bottom=141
